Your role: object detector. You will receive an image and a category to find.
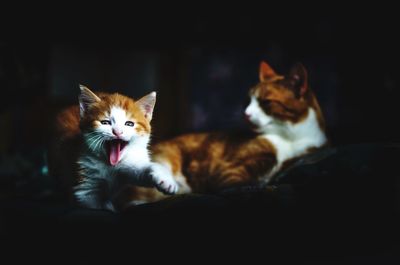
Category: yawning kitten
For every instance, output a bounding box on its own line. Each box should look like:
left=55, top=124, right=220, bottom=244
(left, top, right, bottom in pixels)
left=119, top=61, right=328, bottom=204
left=48, top=86, right=178, bottom=211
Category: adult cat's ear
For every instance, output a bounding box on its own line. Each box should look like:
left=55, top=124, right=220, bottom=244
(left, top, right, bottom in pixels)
left=79, top=84, right=101, bottom=117
left=137, top=91, right=156, bottom=121
left=259, top=61, right=277, bottom=82
left=288, top=63, right=308, bottom=97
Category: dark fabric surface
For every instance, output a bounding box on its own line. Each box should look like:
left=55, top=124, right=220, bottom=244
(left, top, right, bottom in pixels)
left=1, top=143, right=400, bottom=262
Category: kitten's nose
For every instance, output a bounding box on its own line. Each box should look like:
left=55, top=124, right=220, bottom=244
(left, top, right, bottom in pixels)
left=112, top=128, right=123, bottom=137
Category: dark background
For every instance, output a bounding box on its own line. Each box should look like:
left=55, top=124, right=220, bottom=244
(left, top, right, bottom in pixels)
left=1, top=7, right=399, bottom=149
left=0, top=6, right=400, bottom=261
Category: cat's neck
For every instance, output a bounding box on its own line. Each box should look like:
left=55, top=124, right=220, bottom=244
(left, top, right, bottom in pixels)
left=262, top=107, right=327, bottom=166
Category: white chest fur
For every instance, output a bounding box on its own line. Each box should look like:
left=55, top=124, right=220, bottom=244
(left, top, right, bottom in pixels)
left=262, top=108, right=327, bottom=179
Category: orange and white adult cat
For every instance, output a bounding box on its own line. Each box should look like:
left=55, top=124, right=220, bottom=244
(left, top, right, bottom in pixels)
left=122, top=61, right=328, bottom=204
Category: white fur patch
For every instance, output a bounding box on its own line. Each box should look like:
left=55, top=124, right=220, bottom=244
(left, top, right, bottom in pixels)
left=152, top=161, right=192, bottom=194
left=261, top=108, right=327, bottom=180
left=120, top=135, right=151, bottom=168
left=150, top=162, right=180, bottom=194
left=110, top=107, right=126, bottom=130
left=245, top=95, right=327, bottom=180
left=245, top=96, right=273, bottom=132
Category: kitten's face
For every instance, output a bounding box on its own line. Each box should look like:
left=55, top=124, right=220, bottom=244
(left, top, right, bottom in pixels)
left=78, top=85, right=156, bottom=166
left=245, top=62, right=310, bottom=134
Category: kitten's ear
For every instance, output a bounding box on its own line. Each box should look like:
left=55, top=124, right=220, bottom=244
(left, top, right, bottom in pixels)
left=136, top=91, right=156, bottom=121
left=259, top=61, right=277, bottom=82
left=288, top=63, right=308, bottom=97
left=78, top=84, right=101, bottom=117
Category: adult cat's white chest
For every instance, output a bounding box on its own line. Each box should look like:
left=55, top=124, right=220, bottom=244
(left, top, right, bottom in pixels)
left=262, top=108, right=327, bottom=179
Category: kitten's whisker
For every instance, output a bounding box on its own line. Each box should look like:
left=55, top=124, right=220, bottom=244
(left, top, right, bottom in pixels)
left=91, top=137, right=99, bottom=151
left=86, top=135, right=97, bottom=142
left=99, top=138, right=106, bottom=151
left=84, top=131, right=100, bottom=137
left=87, top=137, right=98, bottom=151
left=94, top=137, right=105, bottom=151
left=87, top=135, right=103, bottom=151
left=95, top=136, right=104, bottom=151
left=86, top=132, right=101, bottom=140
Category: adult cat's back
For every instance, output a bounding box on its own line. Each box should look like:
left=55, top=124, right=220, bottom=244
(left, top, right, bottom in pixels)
left=152, top=131, right=277, bottom=192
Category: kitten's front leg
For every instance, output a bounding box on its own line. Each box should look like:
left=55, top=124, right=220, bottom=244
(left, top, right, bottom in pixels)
left=149, top=162, right=179, bottom=195
left=115, top=163, right=179, bottom=195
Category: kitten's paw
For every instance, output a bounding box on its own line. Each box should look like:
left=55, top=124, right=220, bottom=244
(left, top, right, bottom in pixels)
left=154, top=177, right=179, bottom=195
left=150, top=164, right=179, bottom=195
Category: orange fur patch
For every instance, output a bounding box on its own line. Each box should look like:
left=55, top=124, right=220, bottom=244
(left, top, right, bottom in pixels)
left=250, top=76, right=325, bottom=128
left=80, top=92, right=151, bottom=134
left=152, top=132, right=277, bottom=193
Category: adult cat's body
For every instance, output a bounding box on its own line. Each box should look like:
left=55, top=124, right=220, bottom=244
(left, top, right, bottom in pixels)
left=121, top=61, right=328, bottom=204
left=48, top=86, right=177, bottom=211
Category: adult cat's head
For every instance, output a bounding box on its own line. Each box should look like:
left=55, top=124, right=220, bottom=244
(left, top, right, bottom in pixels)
left=245, top=61, right=326, bottom=137
left=78, top=85, right=156, bottom=166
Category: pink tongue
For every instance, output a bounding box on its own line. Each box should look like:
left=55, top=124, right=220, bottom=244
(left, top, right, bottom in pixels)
left=109, top=141, right=121, bottom=166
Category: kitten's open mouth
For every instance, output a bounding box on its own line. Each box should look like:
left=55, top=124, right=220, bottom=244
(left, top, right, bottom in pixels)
left=107, top=139, right=128, bottom=166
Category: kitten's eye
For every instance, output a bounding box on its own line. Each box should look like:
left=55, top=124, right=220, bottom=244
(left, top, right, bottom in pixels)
left=125, top=121, right=135, bottom=127
left=100, top=120, right=111, bottom=125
